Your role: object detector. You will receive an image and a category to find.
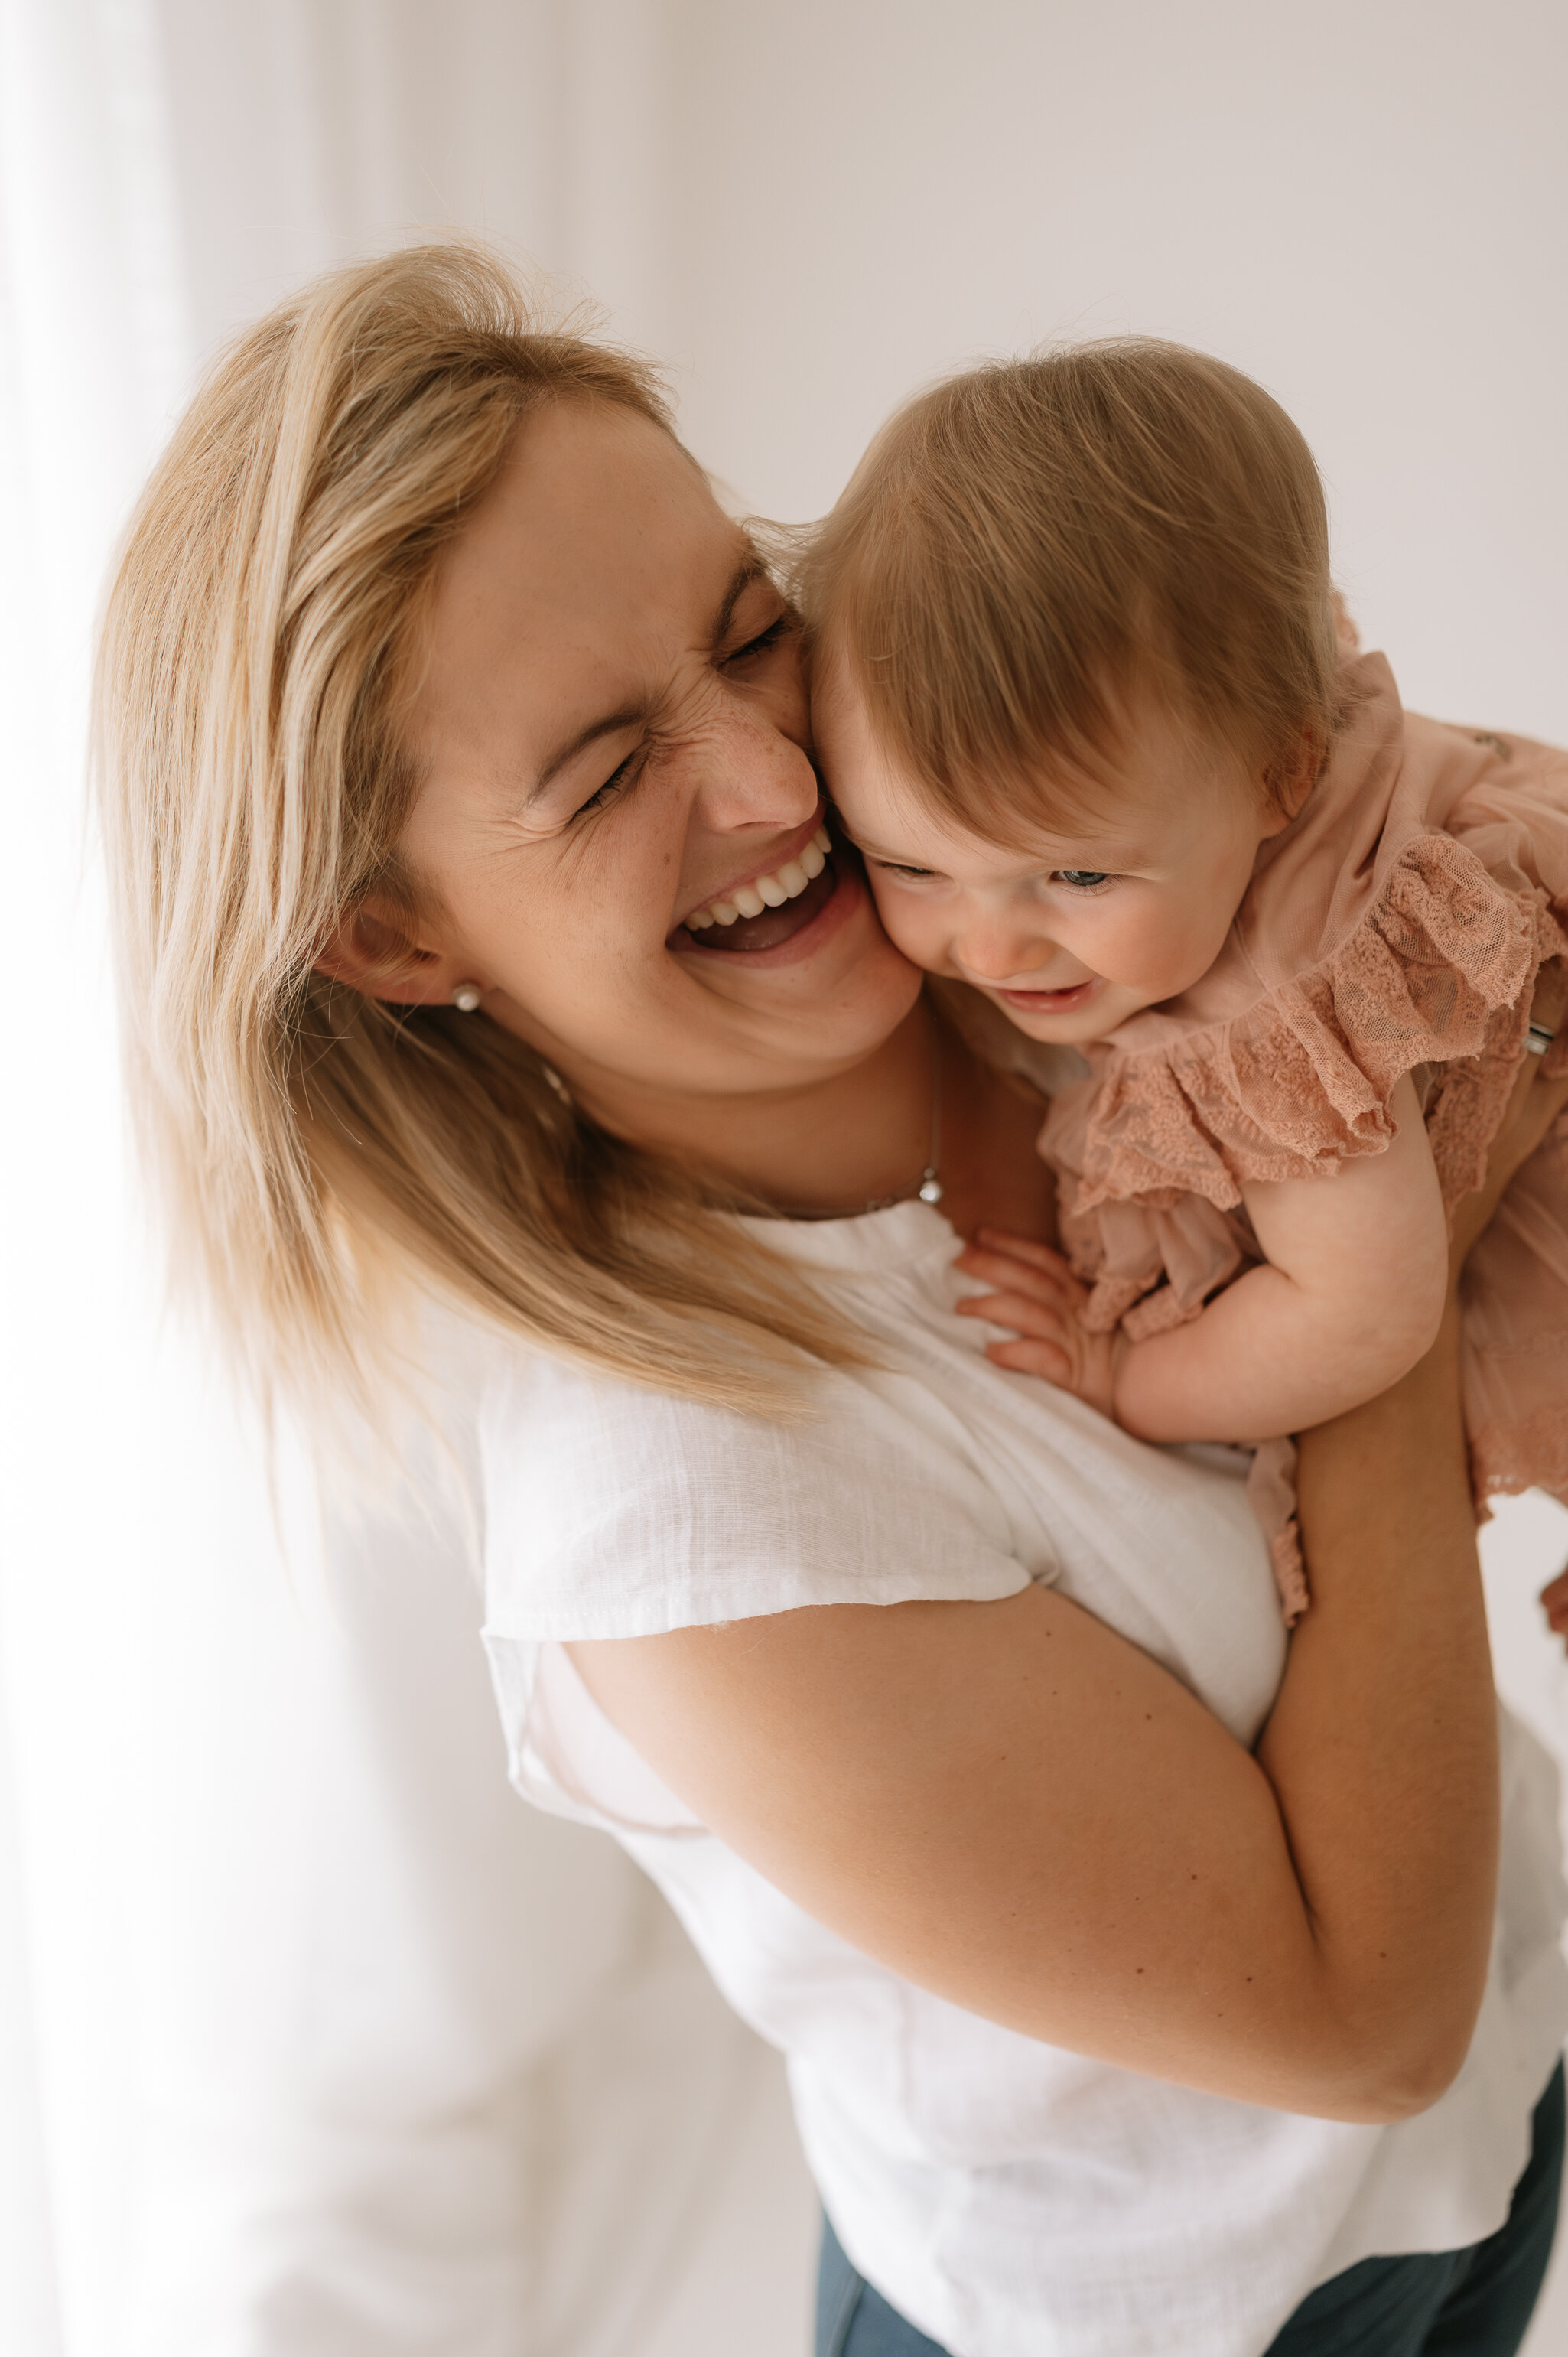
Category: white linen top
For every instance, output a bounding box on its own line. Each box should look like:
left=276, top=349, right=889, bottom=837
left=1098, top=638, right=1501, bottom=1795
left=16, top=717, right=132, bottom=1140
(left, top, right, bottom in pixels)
left=481, top=1200, right=1568, bottom=2357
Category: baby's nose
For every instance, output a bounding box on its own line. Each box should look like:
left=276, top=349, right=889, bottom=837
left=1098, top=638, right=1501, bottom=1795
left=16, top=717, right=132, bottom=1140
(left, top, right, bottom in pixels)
left=954, top=923, right=1060, bottom=986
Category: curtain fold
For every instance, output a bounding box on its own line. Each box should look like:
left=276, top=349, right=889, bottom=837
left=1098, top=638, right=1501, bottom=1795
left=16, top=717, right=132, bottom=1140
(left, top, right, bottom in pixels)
left=0, top=7, right=813, bottom=2352
left=2, top=3, right=196, bottom=2346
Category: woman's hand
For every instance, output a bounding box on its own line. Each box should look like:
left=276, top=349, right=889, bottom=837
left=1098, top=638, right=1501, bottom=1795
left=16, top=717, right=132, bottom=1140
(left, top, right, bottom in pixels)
left=1449, top=995, right=1568, bottom=1270
left=952, top=1230, right=1124, bottom=1416
left=1458, top=982, right=1568, bottom=1649
left=1540, top=1568, right=1568, bottom=1645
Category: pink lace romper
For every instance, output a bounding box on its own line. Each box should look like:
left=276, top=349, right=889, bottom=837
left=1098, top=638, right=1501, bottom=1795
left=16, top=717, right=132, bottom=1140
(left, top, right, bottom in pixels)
left=1036, top=644, right=1568, bottom=1623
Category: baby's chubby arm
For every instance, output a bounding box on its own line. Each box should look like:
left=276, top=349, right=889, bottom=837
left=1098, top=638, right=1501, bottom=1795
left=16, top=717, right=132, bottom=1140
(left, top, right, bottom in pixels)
left=961, top=1072, right=1449, bottom=1444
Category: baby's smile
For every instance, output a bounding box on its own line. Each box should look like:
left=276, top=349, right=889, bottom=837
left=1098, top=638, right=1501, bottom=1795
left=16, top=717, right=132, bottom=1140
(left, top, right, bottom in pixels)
left=991, top=975, right=1106, bottom=1017
left=814, top=656, right=1287, bottom=1050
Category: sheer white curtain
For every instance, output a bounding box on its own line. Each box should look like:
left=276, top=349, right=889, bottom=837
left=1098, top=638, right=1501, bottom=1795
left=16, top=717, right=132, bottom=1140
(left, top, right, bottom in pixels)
left=0, top=7, right=814, bottom=2355
left=2, top=6, right=196, bottom=2348
left=5, top=4, right=1568, bottom=2354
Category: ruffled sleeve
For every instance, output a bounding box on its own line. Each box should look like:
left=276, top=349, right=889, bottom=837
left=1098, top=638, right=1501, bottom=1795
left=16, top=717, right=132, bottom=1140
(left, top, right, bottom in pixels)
left=1043, top=830, right=1548, bottom=1226
left=1039, top=657, right=1567, bottom=1275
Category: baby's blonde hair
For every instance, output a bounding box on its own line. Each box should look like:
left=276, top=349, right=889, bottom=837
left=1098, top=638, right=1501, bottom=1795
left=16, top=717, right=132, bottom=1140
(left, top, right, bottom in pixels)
left=96, top=242, right=854, bottom=1426
left=802, top=340, right=1342, bottom=832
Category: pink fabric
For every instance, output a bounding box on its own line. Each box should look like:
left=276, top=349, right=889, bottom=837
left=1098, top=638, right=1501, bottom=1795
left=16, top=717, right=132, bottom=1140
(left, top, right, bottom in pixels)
left=1036, top=649, right=1568, bottom=1621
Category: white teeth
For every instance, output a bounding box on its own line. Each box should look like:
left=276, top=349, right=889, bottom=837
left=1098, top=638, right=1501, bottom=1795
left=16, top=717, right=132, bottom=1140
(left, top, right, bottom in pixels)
left=682, top=825, right=834, bottom=935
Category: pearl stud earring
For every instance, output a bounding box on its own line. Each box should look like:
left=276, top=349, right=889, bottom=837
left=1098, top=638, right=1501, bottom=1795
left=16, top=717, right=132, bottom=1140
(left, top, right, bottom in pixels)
left=451, top=982, right=483, bottom=1013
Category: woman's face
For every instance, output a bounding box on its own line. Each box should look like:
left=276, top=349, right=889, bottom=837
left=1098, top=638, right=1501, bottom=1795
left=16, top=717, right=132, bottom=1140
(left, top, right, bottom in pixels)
left=387, top=401, right=919, bottom=1130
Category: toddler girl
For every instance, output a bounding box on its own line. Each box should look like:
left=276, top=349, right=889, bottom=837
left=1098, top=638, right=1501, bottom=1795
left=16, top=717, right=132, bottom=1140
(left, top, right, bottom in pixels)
left=806, top=343, right=1568, bottom=1617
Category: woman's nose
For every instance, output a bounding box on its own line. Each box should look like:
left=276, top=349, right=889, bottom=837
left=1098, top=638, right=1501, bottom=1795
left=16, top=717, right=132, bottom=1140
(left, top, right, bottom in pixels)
left=688, top=699, right=821, bottom=833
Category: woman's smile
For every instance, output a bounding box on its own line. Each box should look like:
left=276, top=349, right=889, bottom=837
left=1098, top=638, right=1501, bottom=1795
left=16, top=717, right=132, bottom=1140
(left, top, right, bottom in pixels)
left=677, top=817, right=833, bottom=941
left=672, top=819, right=854, bottom=959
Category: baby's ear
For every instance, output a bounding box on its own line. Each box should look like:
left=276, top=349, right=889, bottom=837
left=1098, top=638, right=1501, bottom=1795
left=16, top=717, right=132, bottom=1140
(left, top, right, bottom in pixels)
left=1261, top=726, right=1322, bottom=831
left=1329, top=589, right=1361, bottom=656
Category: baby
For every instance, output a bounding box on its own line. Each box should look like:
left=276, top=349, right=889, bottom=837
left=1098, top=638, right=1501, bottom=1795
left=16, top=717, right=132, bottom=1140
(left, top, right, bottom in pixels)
left=806, top=343, right=1568, bottom=1618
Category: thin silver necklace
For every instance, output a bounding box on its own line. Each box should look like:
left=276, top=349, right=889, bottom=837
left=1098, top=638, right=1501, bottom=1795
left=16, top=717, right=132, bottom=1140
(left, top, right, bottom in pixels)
left=546, top=1040, right=946, bottom=1222
left=860, top=1052, right=943, bottom=1213
left=783, top=1043, right=944, bottom=1222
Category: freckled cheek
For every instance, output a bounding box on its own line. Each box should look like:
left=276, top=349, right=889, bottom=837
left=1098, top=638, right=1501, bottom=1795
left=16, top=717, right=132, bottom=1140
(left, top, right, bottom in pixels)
left=757, top=664, right=812, bottom=745
left=470, top=847, right=669, bottom=998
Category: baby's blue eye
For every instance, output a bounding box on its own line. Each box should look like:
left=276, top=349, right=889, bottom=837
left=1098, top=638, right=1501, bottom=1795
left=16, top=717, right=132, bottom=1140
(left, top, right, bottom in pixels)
left=1054, top=869, right=1109, bottom=890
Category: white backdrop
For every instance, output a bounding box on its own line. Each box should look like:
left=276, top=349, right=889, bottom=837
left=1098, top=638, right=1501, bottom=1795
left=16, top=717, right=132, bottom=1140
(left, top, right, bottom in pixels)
left=2, top=5, right=1566, bottom=2354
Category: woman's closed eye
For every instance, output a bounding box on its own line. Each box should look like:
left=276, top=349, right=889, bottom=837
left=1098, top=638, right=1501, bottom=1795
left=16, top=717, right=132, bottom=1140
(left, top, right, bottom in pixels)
left=573, top=742, right=647, bottom=819
left=568, top=614, right=794, bottom=821
left=721, top=611, right=795, bottom=670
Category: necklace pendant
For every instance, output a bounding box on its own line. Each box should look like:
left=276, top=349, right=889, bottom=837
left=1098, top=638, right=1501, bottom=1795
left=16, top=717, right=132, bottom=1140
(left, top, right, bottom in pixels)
left=917, top=1170, right=945, bottom=1205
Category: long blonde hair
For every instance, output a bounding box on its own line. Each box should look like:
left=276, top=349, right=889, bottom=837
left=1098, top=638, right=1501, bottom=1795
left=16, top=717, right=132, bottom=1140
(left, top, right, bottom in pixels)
left=96, top=243, right=854, bottom=1425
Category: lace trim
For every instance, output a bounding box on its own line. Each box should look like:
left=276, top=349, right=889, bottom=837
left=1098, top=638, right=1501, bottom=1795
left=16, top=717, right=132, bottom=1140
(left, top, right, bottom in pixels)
left=1471, top=1403, right=1568, bottom=1509
left=1056, top=832, right=1560, bottom=1220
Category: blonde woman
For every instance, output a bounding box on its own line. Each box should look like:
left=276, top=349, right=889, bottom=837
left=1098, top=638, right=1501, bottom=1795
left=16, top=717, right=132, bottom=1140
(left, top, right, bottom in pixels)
left=99, top=246, right=1568, bottom=2357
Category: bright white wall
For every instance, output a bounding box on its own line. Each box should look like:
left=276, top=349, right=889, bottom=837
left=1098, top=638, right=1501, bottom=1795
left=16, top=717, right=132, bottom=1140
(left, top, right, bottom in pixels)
left=655, top=0, right=1568, bottom=738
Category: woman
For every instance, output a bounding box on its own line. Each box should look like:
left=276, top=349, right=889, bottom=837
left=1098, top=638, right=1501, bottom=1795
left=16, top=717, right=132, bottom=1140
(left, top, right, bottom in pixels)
left=98, top=244, right=1568, bottom=2357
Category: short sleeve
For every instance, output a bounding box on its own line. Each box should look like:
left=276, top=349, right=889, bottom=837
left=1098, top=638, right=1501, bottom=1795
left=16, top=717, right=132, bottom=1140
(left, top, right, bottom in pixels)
left=479, top=1349, right=1033, bottom=1646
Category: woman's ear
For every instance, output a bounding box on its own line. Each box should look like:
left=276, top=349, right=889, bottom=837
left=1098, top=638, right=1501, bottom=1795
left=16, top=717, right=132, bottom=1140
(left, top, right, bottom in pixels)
left=314, top=899, right=483, bottom=1007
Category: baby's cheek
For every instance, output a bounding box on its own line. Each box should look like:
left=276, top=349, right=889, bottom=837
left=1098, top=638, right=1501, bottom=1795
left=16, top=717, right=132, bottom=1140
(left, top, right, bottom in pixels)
left=1098, top=904, right=1209, bottom=997
left=867, top=878, right=954, bottom=974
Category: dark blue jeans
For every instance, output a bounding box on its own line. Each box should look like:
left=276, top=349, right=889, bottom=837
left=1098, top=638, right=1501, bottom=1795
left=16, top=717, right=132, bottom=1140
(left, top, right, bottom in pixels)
left=815, top=2062, right=1565, bottom=2357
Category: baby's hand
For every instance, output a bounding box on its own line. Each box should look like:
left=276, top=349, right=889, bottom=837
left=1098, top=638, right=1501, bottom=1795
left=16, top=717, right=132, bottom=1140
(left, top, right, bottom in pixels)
left=954, top=1229, right=1125, bottom=1420
left=1540, top=1566, right=1568, bottom=1659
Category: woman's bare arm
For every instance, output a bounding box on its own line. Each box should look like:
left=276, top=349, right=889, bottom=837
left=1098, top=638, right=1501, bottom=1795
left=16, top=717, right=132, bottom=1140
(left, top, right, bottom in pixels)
left=570, top=1058, right=1568, bottom=2126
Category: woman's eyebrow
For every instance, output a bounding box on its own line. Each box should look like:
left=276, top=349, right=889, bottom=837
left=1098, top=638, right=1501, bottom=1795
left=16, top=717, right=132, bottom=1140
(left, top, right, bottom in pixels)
left=708, top=555, right=767, bottom=648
